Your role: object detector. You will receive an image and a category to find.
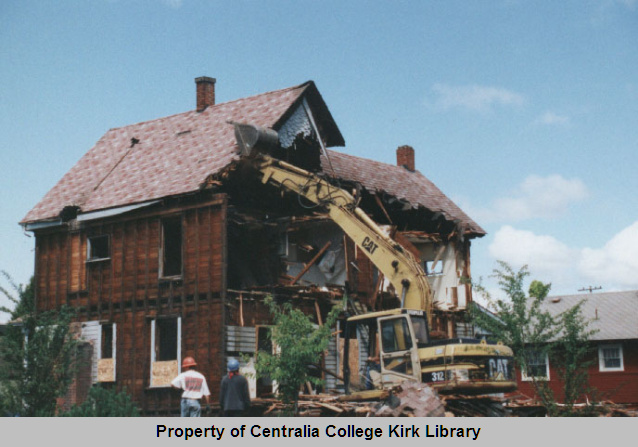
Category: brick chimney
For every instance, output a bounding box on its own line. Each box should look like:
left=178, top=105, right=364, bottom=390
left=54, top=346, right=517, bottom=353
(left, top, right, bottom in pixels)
left=195, top=76, right=216, bottom=112
left=396, top=145, right=415, bottom=171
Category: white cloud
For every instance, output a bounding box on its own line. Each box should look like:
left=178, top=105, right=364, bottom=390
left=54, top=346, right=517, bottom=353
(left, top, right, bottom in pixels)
left=486, top=222, right=638, bottom=293
left=431, top=83, right=524, bottom=112
left=473, top=175, right=588, bottom=223
left=533, top=111, right=570, bottom=126
left=579, top=221, right=638, bottom=288
left=489, top=226, right=575, bottom=278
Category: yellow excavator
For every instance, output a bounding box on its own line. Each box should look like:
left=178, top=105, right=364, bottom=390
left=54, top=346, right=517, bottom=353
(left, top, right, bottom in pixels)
left=234, top=123, right=516, bottom=396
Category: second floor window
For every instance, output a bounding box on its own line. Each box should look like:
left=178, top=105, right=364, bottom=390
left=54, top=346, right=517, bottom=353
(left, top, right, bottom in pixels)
left=88, top=235, right=110, bottom=261
left=161, top=217, right=182, bottom=278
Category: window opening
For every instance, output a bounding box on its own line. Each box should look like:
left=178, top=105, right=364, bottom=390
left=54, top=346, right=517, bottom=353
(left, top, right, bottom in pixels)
left=424, top=260, right=443, bottom=276
left=257, top=326, right=273, bottom=354
left=101, top=323, right=114, bottom=359
left=161, top=217, right=182, bottom=277
left=88, top=235, right=110, bottom=261
left=155, top=318, right=178, bottom=361
left=256, top=326, right=274, bottom=396
left=97, top=322, right=116, bottom=382
left=150, top=316, right=181, bottom=387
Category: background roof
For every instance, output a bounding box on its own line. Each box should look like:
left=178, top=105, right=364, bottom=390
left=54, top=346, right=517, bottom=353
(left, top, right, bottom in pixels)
left=541, top=290, right=638, bottom=341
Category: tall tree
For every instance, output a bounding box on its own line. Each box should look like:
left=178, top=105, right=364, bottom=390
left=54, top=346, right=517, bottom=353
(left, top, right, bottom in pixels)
left=471, top=262, right=595, bottom=415
left=0, top=272, right=79, bottom=416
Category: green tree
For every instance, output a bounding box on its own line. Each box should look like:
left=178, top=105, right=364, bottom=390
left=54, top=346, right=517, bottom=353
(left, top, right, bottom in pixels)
left=254, top=295, right=342, bottom=415
left=0, top=271, right=34, bottom=318
left=61, top=385, right=140, bottom=417
left=553, top=300, right=597, bottom=413
left=0, top=272, right=79, bottom=416
left=470, top=262, right=595, bottom=415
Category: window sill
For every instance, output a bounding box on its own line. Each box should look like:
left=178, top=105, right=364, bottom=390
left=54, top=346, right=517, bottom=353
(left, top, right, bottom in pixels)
left=159, top=275, right=182, bottom=281
left=521, top=377, right=549, bottom=382
left=86, top=257, right=111, bottom=264
left=159, top=276, right=183, bottom=287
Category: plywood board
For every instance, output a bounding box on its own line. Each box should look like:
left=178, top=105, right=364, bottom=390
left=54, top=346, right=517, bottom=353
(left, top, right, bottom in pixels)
left=151, top=360, right=178, bottom=387
left=97, top=358, right=115, bottom=382
left=338, top=338, right=359, bottom=387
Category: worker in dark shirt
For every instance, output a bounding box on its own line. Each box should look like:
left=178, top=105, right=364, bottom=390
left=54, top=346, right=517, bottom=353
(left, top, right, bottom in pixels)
left=220, top=358, right=251, bottom=417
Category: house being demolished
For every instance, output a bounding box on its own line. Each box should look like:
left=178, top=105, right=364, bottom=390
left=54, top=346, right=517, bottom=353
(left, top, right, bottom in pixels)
left=21, top=77, right=486, bottom=414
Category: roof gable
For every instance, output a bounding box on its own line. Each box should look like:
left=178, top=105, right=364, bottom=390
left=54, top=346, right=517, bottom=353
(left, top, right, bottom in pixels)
left=23, top=82, right=341, bottom=224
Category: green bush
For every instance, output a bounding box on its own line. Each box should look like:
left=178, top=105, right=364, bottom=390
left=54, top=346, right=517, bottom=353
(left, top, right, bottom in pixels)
left=62, top=386, right=140, bottom=417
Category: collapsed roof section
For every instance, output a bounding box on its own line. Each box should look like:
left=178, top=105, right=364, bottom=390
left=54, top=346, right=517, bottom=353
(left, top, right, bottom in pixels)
left=321, top=151, right=485, bottom=237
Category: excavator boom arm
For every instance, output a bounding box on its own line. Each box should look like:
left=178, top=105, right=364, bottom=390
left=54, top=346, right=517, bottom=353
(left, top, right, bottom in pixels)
left=255, top=155, right=433, bottom=322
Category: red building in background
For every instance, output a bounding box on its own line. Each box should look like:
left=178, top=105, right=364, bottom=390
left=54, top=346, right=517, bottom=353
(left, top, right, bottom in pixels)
left=516, top=290, right=638, bottom=404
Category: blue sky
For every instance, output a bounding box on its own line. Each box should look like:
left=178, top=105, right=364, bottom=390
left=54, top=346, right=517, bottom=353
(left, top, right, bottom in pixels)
left=1, top=1, right=637, bottom=319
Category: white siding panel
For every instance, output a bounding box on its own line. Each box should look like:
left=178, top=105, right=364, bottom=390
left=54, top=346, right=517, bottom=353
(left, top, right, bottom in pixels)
left=81, top=320, right=101, bottom=383
left=226, top=326, right=256, bottom=353
left=324, top=335, right=339, bottom=390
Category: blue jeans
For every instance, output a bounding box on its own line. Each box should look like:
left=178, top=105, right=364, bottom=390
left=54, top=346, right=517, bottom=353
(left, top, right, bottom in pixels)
left=181, top=398, right=201, bottom=417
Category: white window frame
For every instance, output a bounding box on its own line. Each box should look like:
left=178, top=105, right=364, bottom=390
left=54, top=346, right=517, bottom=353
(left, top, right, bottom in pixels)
left=424, top=260, right=443, bottom=276
left=598, top=343, right=624, bottom=372
left=150, top=316, right=182, bottom=387
left=521, top=350, right=550, bottom=381
left=81, top=321, right=117, bottom=383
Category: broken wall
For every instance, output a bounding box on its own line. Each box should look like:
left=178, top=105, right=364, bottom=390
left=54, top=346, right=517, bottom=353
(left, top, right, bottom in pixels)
left=283, top=222, right=347, bottom=287
left=415, top=242, right=470, bottom=310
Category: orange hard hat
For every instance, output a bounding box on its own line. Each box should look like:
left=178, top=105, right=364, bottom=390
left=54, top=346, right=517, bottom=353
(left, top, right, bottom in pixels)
left=182, top=356, right=197, bottom=368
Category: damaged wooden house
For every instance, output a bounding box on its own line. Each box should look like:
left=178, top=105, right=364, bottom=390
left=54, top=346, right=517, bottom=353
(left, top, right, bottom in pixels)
left=20, top=77, right=487, bottom=414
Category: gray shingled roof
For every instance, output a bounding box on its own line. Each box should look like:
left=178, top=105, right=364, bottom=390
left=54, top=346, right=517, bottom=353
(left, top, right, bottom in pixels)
left=541, top=290, right=638, bottom=341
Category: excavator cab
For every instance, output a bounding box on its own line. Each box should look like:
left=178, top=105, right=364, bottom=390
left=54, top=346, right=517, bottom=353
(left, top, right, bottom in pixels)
left=344, top=309, right=426, bottom=392
left=377, top=311, right=426, bottom=385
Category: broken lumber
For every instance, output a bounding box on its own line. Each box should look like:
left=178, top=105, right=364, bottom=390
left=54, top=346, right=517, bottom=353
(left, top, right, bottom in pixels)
left=289, top=241, right=332, bottom=285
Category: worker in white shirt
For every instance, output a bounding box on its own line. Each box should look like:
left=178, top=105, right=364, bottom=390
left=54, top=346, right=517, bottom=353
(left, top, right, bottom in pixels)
left=171, top=356, right=210, bottom=417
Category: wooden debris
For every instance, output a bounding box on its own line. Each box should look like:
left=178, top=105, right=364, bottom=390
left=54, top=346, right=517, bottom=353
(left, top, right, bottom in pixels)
left=249, top=389, right=638, bottom=417
left=290, top=241, right=332, bottom=285
left=374, top=194, right=393, bottom=224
